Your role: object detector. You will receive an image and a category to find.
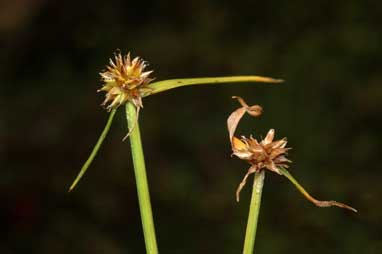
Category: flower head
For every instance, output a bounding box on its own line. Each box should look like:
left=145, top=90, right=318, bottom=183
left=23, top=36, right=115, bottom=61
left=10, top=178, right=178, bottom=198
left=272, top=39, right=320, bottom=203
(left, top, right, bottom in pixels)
left=232, top=129, right=291, bottom=201
left=98, top=52, right=154, bottom=110
left=232, top=129, right=291, bottom=175
left=227, top=96, right=357, bottom=212
left=227, top=97, right=291, bottom=201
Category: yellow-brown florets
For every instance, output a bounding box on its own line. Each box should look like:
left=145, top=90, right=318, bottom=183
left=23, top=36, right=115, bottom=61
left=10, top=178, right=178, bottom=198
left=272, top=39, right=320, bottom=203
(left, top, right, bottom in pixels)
left=98, top=52, right=154, bottom=110
left=232, top=129, right=291, bottom=201
left=232, top=129, right=291, bottom=175
left=227, top=96, right=292, bottom=201
left=228, top=98, right=356, bottom=212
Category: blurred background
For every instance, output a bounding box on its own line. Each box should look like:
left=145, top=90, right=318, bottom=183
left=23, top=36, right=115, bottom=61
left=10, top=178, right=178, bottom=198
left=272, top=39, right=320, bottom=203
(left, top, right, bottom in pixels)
left=1, top=0, right=381, bottom=253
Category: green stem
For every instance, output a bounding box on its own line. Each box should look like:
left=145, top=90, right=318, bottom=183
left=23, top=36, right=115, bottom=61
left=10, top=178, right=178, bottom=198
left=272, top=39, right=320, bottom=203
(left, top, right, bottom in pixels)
left=243, top=170, right=265, bottom=254
left=69, top=109, right=117, bottom=192
left=125, top=102, right=158, bottom=254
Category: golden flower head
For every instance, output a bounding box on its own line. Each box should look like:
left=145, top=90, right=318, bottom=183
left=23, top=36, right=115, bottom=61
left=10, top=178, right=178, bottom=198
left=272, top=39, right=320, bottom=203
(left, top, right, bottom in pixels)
left=98, top=52, right=154, bottom=110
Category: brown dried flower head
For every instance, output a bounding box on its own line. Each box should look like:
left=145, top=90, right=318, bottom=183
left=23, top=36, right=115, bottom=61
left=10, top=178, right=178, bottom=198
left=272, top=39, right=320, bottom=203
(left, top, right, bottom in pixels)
left=232, top=129, right=291, bottom=175
left=98, top=52, right=154, bottom=110
left=227, top=96, right=291, bottom=201
left=227, top=96, right=357, bottom=212
left=232, top=129, right=292, bottom=201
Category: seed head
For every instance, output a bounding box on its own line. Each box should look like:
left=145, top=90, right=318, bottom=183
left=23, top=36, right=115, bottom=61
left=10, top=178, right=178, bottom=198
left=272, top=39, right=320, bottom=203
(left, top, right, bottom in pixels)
left=232, top=129, right=291, bottom=175
left=98, top=52, right=154, bottom=110
left=227, top=97, right=357, bottom=212
left=227, top=96, right=292, bottom=200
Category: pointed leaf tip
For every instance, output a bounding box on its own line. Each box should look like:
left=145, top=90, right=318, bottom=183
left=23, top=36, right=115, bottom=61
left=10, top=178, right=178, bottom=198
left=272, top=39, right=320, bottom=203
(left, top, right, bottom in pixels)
left=145, top=76, right=284, bottom=97
left=68, top=109, right=117, bottom=192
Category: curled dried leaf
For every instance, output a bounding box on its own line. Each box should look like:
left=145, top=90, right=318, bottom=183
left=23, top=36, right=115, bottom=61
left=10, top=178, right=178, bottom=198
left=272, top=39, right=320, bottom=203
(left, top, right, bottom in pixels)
left=279, top=167, right=357, bottom=212
left=227, top=107, right=247, bottom=141
left=227, top=96, right=263, bottom=141
left=232, top=96, right=263, bottom=117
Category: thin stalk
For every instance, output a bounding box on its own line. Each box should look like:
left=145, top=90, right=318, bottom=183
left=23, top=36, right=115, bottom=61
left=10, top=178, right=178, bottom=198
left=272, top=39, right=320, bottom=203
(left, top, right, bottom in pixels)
left=243, top=170, right=265, bottom=254
left=69, top=109, right=117, bottom=191
left=125, top=102, right=158, bottom=254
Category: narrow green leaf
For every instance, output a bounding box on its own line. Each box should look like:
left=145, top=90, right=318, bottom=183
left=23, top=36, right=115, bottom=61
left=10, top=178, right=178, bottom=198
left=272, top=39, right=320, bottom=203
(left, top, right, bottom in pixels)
left=68, top=109, right=117, bottom=192
left=144, top=76, right=283, bottom=96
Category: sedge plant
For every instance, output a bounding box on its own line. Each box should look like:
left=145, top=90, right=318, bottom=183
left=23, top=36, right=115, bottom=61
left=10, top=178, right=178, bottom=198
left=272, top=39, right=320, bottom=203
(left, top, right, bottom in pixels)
left=227, top=96, right=357, bottom=254
left=68, top=51, right=283, bottom=254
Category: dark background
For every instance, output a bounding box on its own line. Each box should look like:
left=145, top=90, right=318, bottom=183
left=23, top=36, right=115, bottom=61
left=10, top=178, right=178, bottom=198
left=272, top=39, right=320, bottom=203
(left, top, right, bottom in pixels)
left=1, top=0, right=381, bottom=253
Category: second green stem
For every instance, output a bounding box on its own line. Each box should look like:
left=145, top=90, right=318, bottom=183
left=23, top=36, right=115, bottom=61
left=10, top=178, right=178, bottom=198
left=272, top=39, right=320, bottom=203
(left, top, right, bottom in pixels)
left=126, top=102, right=158, bottom=254
left=243, top=170, right=265, bottom=254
